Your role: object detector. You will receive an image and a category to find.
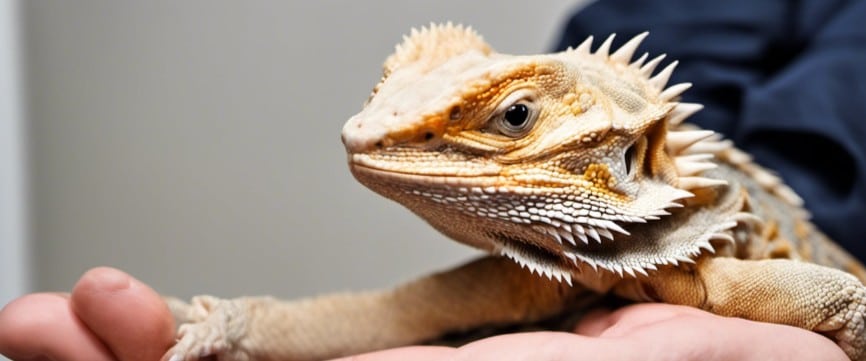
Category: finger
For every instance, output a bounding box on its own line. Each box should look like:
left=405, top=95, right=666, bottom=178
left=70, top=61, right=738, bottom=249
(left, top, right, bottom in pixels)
left=0, top=293, right=115, bottom=361
left=573, top=308, right=613, bottom=336
left=330, top=346, right=454, bottom=361
left=71, top=267, right=176, bottom=361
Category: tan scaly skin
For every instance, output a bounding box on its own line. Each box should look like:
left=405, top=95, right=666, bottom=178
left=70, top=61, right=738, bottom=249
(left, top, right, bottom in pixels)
left=163, top=24, right=866, bottom=361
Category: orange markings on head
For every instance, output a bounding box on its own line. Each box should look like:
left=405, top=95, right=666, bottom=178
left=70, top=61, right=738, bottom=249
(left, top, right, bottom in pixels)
left=584, top=163, right=613, bottom=184
left=467, top=78, right=514, bottom=108
left=450, top=64, right=553, bottom=129
left=582, top=163, right=627, bottom=201
left=562, top=92, right=580, bottom=116
left=392, top=63, right=559, bottom=144
left=561, top=90, right=590, bottom=116
left=389, top=114, right=448, bottom=145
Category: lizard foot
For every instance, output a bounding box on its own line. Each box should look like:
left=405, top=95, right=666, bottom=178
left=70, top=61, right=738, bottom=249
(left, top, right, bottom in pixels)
left=162, top=296, right=251, bottom=361
left=815, top=281, right=866, bottom=361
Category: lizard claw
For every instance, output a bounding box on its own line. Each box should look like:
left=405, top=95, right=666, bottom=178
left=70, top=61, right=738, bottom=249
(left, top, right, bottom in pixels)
left=161, top=296, right=250, bottom=361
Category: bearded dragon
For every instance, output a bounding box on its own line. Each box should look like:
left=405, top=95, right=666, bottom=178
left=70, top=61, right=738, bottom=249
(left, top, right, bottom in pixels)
left=163, top=24, right=866, bottom=361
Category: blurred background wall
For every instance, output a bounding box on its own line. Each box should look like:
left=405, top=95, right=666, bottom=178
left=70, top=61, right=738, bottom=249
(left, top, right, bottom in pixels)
left=1, top=0, right=27, bottom=308
left=8, top=0, right=590, bottom=301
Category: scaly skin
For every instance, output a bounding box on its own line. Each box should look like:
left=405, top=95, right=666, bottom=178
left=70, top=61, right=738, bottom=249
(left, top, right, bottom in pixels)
left=164, top=24, right=866, bottom=361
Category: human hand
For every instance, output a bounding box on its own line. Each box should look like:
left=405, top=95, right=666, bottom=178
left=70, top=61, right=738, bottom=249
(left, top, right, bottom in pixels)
left=0, top=269, right=848, bottom=361
left=0, top=267, right=175, bottom=361
left=336, top=303, right=848, bottom=361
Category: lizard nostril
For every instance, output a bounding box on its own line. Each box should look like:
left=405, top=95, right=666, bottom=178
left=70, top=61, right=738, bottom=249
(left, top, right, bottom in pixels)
left=374, top=141, right=384, bottom=148
left=424, top=132, right=435, bottom=141
left=449, top=105, right=461, bottom=121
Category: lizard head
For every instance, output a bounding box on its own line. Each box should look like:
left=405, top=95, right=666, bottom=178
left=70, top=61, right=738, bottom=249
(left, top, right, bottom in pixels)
left=342, top=24, right=733, bottom=283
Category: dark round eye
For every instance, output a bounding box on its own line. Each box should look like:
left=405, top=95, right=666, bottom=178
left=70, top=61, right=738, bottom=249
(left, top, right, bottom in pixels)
left=504, top=104, right=530, bottom=127
left=494, top=100, right=537, bottom=137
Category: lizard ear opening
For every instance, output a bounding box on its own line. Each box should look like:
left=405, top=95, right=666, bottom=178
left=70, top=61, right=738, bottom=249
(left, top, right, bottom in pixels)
left=383, top=23, right=494, bottom=76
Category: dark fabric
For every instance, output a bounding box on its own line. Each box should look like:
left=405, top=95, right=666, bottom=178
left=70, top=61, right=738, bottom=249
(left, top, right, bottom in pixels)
left=554, top=0, right=866, bottom=259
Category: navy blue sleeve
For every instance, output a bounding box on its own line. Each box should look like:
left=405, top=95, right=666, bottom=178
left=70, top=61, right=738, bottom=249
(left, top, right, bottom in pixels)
left=554, top=0, right=866, bottom=258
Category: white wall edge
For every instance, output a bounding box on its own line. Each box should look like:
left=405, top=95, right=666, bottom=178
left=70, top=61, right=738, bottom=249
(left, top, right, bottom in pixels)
left=0, top=0, right=30, bottom=307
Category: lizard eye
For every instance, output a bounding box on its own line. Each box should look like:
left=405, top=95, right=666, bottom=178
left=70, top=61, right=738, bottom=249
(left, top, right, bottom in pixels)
left=493, top=99, right=538, bottom=137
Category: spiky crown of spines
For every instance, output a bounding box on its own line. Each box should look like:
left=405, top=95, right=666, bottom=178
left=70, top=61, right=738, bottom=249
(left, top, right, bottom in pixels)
left=384, top=22, right=491, bottom=76
left=564, top=32, right=730, bottom=193
left=571, top=32, right=803, bottom=207
left=534, top=33, right=804, bottom=279
left=501, top=33, right=741, bottom=280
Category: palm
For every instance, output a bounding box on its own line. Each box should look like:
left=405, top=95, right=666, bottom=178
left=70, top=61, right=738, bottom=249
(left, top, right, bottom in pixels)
left=348, top=304, right=848, bottom=361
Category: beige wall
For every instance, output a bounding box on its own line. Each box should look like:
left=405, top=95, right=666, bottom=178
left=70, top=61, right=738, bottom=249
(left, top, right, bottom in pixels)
left=24, top=0, right=588, bottom=299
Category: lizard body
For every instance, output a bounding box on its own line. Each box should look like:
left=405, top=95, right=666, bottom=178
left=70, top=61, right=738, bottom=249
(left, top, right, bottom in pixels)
left=164, top=24, right=866, bottom=360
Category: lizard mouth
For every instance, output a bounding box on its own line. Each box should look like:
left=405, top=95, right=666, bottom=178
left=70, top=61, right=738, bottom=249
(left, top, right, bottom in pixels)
left=349, top=161, right=504, bottom=189
left=349, top=151, right=502, bottom=178
left=348, top=147, right=515, bottom=191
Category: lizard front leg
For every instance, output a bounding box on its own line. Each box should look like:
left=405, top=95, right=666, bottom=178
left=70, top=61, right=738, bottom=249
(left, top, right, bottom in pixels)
left=636, top=257, right=866, bottom=360
left=163, top=256, right=583, bottom=361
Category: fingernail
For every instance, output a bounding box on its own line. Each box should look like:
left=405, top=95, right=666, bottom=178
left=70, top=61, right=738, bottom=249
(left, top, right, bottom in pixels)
left=84, top=267, right=132, bottom=292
